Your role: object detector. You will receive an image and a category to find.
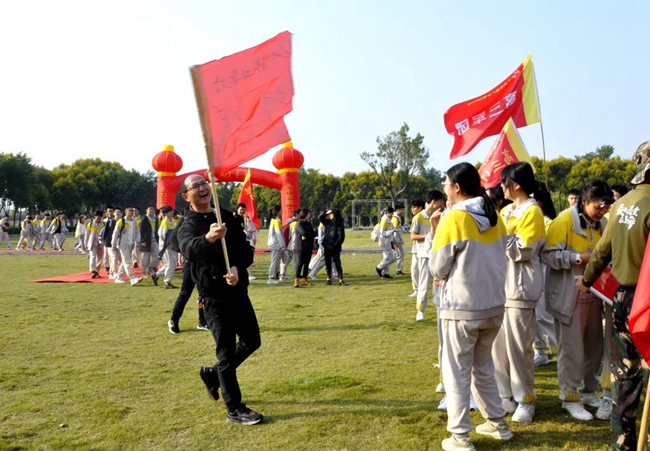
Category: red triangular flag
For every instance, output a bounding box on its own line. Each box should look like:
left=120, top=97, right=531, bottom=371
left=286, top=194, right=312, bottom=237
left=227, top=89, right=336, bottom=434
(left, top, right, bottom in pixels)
left=629, top=234, right=650, bottom=362
left=237, top=169, right=260, bottom=229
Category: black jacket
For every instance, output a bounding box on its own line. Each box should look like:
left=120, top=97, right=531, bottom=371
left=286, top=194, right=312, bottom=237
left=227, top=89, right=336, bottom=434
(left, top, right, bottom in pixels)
left=139, top=216, right=160, bottom=252
left=176, top=208, right=254, bottom=298
left=101, top=218, right=116, bottom=247
left=319, top=214, right=345, bottom=251
left=295, top=219, right=315, bottom=252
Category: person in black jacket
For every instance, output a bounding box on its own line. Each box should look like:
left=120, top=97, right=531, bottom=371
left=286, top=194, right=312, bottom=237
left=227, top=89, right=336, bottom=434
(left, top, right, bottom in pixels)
left=139, top=205, right=160, bottom=280
left=176, top=174, right=262, bottom=425
left=294, top=208, right=315, bottom=287
left=101, top=206, right=116, bottom=274
left=319, top=208, right=347, bottom=286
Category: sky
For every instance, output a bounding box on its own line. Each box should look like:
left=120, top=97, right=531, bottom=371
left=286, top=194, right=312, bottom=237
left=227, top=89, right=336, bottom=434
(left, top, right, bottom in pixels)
left=1, top=0, right=648, bottom=179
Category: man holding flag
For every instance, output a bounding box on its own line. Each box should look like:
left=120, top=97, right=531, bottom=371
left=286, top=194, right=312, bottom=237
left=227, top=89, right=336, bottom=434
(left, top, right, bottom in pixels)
left=577, top=141, right=650, bottom=450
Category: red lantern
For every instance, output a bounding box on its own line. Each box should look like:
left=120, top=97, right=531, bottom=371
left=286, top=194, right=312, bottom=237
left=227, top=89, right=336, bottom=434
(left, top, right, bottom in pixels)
left=272, top=141, right=304, bottom=172
left=152, top=144, right=183, bottom=176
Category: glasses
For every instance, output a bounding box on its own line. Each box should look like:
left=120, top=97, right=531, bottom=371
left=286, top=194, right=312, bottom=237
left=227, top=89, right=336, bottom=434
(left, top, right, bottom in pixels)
left=184, top=181, right=210, bottom=192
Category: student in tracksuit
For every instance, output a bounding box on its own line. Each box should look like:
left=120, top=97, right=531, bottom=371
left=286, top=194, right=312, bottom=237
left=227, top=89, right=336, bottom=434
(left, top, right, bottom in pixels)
left=307, top=220, right=339, bottom=280
left=493, top=162, right=546, bottom=424
left=542, top=180, right=614, bottom=421
left=156, top=206, right=177, bottom=289
left=408, top=200, right=425, bottom=297
left=140, top=206, right=160, bottom=280
left=267, top=205, right=287, bottom=284
left=101, top=206, right=116, bottom=273
left=112, top=207, right=143, bottom=286
left=281, top=209, right=300, bottom=281
left=430, top=162, right=513, bottom=451
left=39, top=213, right=54, bottom=250
left=0, top=214, right=11, bottom=250
left=18, top=216, right=33, bottom=251
left=391, top=204, right=406, bottom=276
left=374, top=207, right=396, bottom=278
left=85, top=211, right=105, bottom=278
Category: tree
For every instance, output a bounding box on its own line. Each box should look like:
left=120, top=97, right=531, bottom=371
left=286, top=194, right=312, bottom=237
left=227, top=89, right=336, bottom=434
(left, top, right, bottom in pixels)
left=360, top=123, right=429, bottom=206
left=580, top=144, right=615, bottom=162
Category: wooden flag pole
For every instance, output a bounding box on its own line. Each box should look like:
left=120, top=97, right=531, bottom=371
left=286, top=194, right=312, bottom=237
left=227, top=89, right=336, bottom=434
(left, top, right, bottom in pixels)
left=189, top=65, right=232, bottom=276
left=638, top=380, right=650, bottom=451
left=530, top=52, right=549, bottom=186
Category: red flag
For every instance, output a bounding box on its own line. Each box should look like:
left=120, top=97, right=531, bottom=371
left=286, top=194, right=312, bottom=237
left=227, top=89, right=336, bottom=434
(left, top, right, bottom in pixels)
left=478, top=119, right=534, bottom=188
left=589, top=266, right=618, bottom=305
left=444, top=56, right=540, bottom=159
left=237, top=169, right=260, bottom=229
left=190, top=31, right=294, bottom=175
left=629, top=235, right=650, bottom=362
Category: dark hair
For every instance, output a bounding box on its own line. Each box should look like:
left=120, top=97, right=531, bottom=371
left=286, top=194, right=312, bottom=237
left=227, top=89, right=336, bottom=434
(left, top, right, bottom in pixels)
left=160, top=205, right=173, bottom=214
left=333, top=209, right=344, bottom=225
left=293, top=208, right=301, bottom=216
left=106, top=205, right=114, bottom=210
left=94, top=210, right=103, bottom=218
left=568, top=188, right=581, bottom=197
left=394, top=203, right=405, bottom=210
left=269, top=205, right=281, bottom=218
left=576, top=180, right=615, bottom=228
left=385, top=206, right=395, bottom=214
left=426, top=189, right=445, bottom=204
left=237, top=203, right=246, bottom=209
left=411, top=199, right=425, bottom=209
left=534, top=182, right=557, bottom=220
left=446, top=162, right=498, bottom=226
left=299, top=208, right=311, bottom=220
left=147, top=205, right=156, bottom=210
left=500, top=162, right=537, bottom=195
left=610, top=184, right=628, bottom=197
left=486, top=185, right=505, bottom=207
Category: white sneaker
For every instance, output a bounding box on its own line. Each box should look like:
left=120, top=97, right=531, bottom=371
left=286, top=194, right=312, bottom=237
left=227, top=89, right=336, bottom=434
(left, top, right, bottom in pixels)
left=580, top=392, right=601, bottom=408
left=280, top=276, right=291, bottom=281
left=512, top=402, right=535, bottom=423
left=130, top=277, right=143, bottom=286
left=595, top=396, right=612, bottom=421
left=309, top=275, right=318, bottom=281
left=248, top=275, right=257, bottom=280
left=437, top=395, right=447, bottom=411
left=114, top=278, right=126, bottom=284
left=475, top=420, right=514, bottom=440
left=435, top=383, right=445, bottom=393
left=416, top=311, right=425, bottom=321
left=501, top=397, right=517, bottom=414
left=267, top=279, right=279, bottom=285
left=408, top=291, right=418, bottom=298
left=441, top=436, right=476, bottom=451
left=108, top=273, right=116, bottom=280
left=534, top=353, right=550, bottom=367
left=562, top=401, right=594, bottom=421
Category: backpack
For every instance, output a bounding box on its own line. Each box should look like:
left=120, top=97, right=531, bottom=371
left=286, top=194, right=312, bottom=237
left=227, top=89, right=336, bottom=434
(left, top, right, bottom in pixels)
left=370, top=223, right=381, bottom=242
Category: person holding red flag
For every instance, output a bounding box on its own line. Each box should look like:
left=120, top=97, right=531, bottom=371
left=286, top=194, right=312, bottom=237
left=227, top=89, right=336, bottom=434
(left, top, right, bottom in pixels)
left=577, top=141, right=650, bottom=450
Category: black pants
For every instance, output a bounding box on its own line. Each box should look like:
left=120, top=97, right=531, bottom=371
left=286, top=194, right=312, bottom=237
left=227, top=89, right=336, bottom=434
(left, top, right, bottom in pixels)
left=324, top=247, right=342, bottom=280
left=171, top=261, right=205, bottom=325
left=203, top=291, right=261, bottom=412
left=295, top=248, right=312, bottom=278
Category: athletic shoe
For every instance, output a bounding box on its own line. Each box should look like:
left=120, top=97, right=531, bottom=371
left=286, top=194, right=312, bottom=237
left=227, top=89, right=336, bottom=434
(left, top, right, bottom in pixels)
left=199, top=366, right=219, bottom=401
left=437, top=396, right=447, bottom=410
left=435, top=383, right=445, bottom=393
left=339, top=280, right=348, bottom=286
left=130, top=277, right=143, bottom=286
left=416, top=311, right=425, bottom=321
left=114, top=278, right=126, bottom=284
left=248, top=274, right=257, bottom=280
left=151, top=273, right=159, bottom=286
left=280, top=276, right=290, bottom=282
left=562, top=401, right=593, bottom=420
left=534, top=353, right=550, bottom=367
left=326, top=279, right=332, bottom=285
left=168, top=319, right=180, bottom=334
left=381, top=274, right=393, bottom=279
left=501, top=398, right=517, bottom=414
left=396, top=271, right=404, bottom=276
left=441, top=435, right=476, bottom=451
left=595, top=396, right=612, bottom=421
left=375, top=267, right=383, bottom=277
left=267, top=278, right=279, bottom=285
left=164, top=282, right=178, bottom=289
left=108, top=273, right=116, bottom=280
left=91, top=272, right=101, bottom=279
left=133, top=262, right=139, bottom=268
left=408, top=291, right=418, bottom=298
left=308, top=275, right=318, bottom=281
left=197, top=323, right=209, bottom=331
left=475, top=420, right=514, bottom=440
left=580, top=392, right=601, bottom=408
left=512, top=402, right=535, bottom=423
left=226, top=404, right=263, bottom=425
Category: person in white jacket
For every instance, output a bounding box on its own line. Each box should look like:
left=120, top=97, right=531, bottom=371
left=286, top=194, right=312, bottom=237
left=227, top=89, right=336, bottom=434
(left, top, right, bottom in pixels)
left=0, top=214, right=11, bottom=250
left=156, top=205, right=177, bottom=289
left=73, top=215, right=88, bottom=254
left=85, top=211, right=104, bottom=278
left=267, top=205, right=287, bottom=284
left=111, top=207, right=142, bottom=286
left=374, top=207, right=396, bottom=278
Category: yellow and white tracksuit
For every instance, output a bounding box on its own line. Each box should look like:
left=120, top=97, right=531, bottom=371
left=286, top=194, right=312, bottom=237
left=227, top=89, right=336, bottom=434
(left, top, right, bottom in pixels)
left=376, top=214, right=396, bottom=273
left=112, top=218, right=140, bottom=279
left=156, top=217, right=176, bottom=284
left=411, top=211, right=431, bottom=314
left=86, top=220, right=104, bottom=273
left=267, top=217, right=287, bottom=280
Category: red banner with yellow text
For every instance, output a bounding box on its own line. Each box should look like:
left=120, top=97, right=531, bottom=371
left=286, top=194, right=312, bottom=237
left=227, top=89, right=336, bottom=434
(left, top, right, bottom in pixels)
left=478, top=119, right=534, bottom=188
left=237, top=169, right=260, bottom=229
left=444, top=56, right=540, bottom=159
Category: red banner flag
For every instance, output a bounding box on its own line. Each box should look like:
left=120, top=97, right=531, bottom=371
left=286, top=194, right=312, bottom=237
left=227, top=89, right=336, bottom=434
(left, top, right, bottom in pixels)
left=478, top=119, right=534, bottom=188
left=237, top=169, right=260, bottom=229
left=444, top=56, right=540, bottom=159
left=589, top=266, right=618, bottom=305
left=190, top=31, right=294, bottom=175
left=629, top=235, right=650, bottom=362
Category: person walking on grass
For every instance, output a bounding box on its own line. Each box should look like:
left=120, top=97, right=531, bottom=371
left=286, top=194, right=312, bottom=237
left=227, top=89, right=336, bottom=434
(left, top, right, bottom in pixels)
left=0, top=214, right=11, bottom=250
left=375, top=207, right=396, bottom=278
left=111, top=207, right=143, bottom=286
left=320, top=208, right=347, bottom=286
left=176, top=174, right=263, bottom=425
left=392, top=203, right=406, bottom=276
left=85, top=211, right=105, bottom=279
left=294, top=208, right=315, bottom=287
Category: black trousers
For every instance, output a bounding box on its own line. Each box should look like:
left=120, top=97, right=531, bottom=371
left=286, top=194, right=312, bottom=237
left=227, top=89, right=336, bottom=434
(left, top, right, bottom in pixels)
left=295, top=248, right=312, bottom=278
left=324, top=247, right=342, bottom=280
left=203, top=291, right=261, bottom=412
left=171, top=261, right=205, bottom=324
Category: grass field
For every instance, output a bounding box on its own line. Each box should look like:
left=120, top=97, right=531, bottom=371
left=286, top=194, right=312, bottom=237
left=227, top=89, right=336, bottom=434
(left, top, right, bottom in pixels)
left=0, top=230, right=611, bottom=450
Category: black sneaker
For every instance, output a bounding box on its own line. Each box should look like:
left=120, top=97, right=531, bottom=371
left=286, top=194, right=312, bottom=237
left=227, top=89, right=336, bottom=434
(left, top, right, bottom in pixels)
left=199, top=366, right=220, bottom=401
left=133, top=262, right=139, bottom=268
left=91, top=271, right=101, bottom=279
left=339, top=280, right=348, bottom=286
left=168, top=319, right=180, bottom=334
left=151, top=273, right=159, bottom=286
left=164, top=282, right=178, bottom=289
left=395, top=271, right=404, bottom=276
left=326, top=279, right=332, bottom=285
left=381, top=274, right=393, bottom=279
left=226, top=404, right=263, bottom=425
left=197, top=323, right=209, bottom=331
left=375, top=267, right=383, bottom=277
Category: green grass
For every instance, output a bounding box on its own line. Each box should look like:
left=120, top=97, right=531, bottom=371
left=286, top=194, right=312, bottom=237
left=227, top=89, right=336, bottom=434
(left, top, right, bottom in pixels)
left=0, top=231, right=610, bottom=450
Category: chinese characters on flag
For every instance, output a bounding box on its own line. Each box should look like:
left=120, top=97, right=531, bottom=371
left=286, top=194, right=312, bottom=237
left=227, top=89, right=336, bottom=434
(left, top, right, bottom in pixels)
left=237, top=169, right=260, bottom=229
left=478, top=119, right=534, bottom=188
left=444, top=55, right=541, bottom=159
left=190, top=31, right=294, bottom=175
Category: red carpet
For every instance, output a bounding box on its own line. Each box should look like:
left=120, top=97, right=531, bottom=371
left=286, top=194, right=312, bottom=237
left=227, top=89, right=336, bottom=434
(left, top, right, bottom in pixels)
left=32, top=266, right=183, bottom=283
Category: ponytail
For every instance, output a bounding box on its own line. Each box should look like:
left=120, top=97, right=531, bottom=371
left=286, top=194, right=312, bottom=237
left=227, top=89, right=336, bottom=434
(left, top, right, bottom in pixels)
left=479, top=188, right=499, bottom=227
left=534, top=182, right=556, bottom=220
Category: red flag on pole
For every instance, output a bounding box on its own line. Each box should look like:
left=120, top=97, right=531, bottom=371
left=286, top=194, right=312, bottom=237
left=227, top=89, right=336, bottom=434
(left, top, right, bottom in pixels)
left=444, top=56, right=540, bottom=159
left=190, top=31, right=294, bottom=175
left=237, top=169, right=260, bottom=229
left=629, top=234, right=650, bottom=362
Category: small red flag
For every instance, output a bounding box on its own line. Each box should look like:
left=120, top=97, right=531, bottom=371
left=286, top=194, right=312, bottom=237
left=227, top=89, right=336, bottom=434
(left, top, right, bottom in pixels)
left=444, top=56, right=540, bottom=159
left=478, top=119, right=534, bottom=188
left=237, top=169, right=260, bottom=229
left=628, top=235, right=650, bottom=362
left=190, top=31, right=294, bottom=175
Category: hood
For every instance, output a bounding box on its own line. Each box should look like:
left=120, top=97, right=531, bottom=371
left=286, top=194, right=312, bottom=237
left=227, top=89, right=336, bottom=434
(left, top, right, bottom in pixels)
left=452, top=197, right=491, bottom=232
